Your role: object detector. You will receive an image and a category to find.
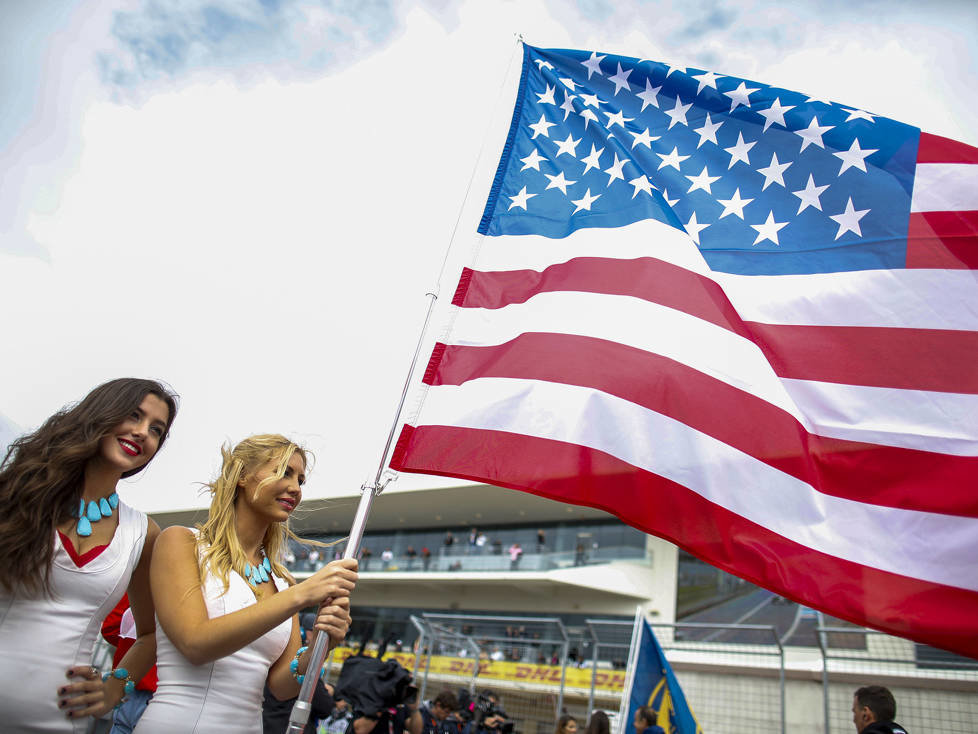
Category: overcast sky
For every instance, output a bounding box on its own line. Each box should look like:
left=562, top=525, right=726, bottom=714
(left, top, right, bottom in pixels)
left=2, top=0, right=976, bottom=514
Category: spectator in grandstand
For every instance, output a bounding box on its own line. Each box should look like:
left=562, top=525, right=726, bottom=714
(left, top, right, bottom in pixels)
left=536, top=529, right=546, bottom=551
left=508, top=542, right=523, bottom=570
left=422, top=546, right=432, bottom=571
left=444, top=531, right=456, bottom=553
left=361, top=546, right=373, bottom=571
left=420, top=690, right=461, bottom=734
left=632, top=706, right=664, bottom=734
left=406, top=546, right=418, bottom=570
left=382, top=548, right=394, bottom=570
left=553, top=714, right=578, bottom=734
left=852, top=686, right=908, bottom=733
left=584, top=710, right=610, bottom=734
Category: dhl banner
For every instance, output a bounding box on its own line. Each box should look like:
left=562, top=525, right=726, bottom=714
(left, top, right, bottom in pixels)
left=328, top=647, right=626, bottom=691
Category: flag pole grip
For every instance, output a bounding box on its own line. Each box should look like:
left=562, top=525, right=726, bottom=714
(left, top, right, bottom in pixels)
left=286, top=483, right=380, bottom=733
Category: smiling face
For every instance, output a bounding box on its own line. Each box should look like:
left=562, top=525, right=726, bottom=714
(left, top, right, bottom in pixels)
left=238, top=449, right=305, bottom=523
left=563, top=720, right=578, bottom=734
left=94, top=393, right=171, bottom=477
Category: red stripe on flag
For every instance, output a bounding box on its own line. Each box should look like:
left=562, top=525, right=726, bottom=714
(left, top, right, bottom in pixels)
left=457, top=259, right=978, bottom=393
left=906, top=211, right=978, bottom=269
left=390, top=424, right=978, bottom=658
left=917, top=132, right=978, bottom=164
left=424, top=335, right=978, bottom=517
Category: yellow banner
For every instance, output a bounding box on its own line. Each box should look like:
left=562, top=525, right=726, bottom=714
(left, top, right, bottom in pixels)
left=329, top=647, right=625, bottom=692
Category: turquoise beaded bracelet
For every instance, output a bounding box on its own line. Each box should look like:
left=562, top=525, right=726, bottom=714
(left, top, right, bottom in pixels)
left=101, top=667, right=136, bottom=708
left=288, top=646, right=326, bottom=685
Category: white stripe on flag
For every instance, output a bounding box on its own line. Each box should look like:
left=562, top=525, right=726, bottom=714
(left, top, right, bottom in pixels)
left=911, top=163, right=978, bottom=212
left=416, top=378, right=978, bottom=592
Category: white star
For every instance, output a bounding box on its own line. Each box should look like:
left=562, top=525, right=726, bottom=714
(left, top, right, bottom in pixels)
left=629, top=128, right=660, bottom=150
left=661, top=188, right=679, bottom=207
left=833, top=138, right=878, bottom=174
left=725, top=81, right=760, bottom=112
left=534, top=59, right=554, bottom=71
left=750, top=212, right=789, bottom=246
left=684, top=212, right=710, bottom=245
left=579, top=108, right=599, bottom=129
left=665, top=63, right=684, bottom=77
left=691, top=70, right=722, bottom=94
left=571, top=188, right=602, bottom=213
left=636, top=79, right=662, bottom=111
left=656, top=146, right=690, bottom=171
left=604, top=109, right=634, bottom=130
left=841, top=107, right=877, bottom=123
left=756, top=152, right=792, bottom=191
left=805, top=93, right=833, bottom=105
left=536, top=85, right=557, bottom=105
left=579, top=92, right=602, bottom=108
left=685, top=165, right=721, bottom=194
left=559, top=93, right=577, bottom=121
left=716, top=188, right=753, bottom=220
left=581, top=52, right=606, bottom=79
left=608, top=63, right=633, bottom=95
left=723, top=132, right=755, bottom=169
left=794, top=116, right=834, bottom=152
left=580, top=144, right=605, bottom=174
left=829, top=197, right=870, bottom=240
left=508, top=186, right=537, bottom=210
left=544, top=171, right=576, bottom=195
left=529, top=114, right=556, bottom=139
left=553, top=133, right=582, bottom=158
left=520, top=148, right=547, bottom=172
left=604, top=153, right=629, bottom=186
left=792, top=174, right=829, bottom=214
left=693, top=113, right=723, bottom=148
left=629, top=174, right=656, bottom=198
left=756, top=97, right=795, bottom=132
left=559, top=77, right=577, bottom=91
left=664, top=97, right=693, bottom=129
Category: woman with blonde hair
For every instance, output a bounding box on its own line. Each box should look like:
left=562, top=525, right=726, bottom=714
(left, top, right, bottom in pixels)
left=0, top=377, right=178, bottom=731
left=134, top=434, right=358, bottom=732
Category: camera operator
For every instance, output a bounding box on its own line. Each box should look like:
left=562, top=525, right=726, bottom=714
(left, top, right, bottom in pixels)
left=420, top=690, right=463, bottom=734
left=460, top=690, right=513, bottom=734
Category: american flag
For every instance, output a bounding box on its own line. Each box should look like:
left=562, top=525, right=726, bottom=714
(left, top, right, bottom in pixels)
left=390, top=44, right=978, bottom=657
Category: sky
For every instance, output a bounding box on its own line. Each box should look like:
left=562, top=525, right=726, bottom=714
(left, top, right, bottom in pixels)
left=1, top=0, right=976, bottom=514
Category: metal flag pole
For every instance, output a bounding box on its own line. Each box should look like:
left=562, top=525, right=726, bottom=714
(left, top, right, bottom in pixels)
left=286, top=34, right=524, bottom=734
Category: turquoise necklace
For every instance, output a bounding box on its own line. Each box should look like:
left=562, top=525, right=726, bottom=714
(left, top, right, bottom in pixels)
left=72, top=493, right=119, bottom=537
left=244, top=554, right=273, bottom=586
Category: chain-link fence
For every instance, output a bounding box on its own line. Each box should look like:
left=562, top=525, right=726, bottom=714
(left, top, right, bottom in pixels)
left=818, top=626, right=978, bottom=733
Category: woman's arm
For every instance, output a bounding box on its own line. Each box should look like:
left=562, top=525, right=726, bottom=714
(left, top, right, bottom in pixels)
left=59, top=519, right=162, bottom=720
left=153, top=526, right=357, bottom=666
left=266, top=596, right=352, bottom=701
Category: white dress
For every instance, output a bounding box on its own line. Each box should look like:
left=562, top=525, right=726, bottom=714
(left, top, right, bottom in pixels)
left=0, top=502, right=148, bottom=733
left=134, top=544, right=292, bottom=734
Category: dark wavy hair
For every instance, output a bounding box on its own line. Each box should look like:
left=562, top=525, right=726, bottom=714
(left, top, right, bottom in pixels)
left=585, top=711, right=610, bottom=734
left=0, top=378, right=179, bottom=595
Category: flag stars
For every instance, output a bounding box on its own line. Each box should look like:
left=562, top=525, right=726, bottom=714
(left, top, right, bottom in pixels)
left=604, top=109, right=634, bottom=130
left=693, top=113, right=723, bottom=149
left=579, top=92, right=603, bottom=108
left=833, top=138, right=878, bottom=175
left=508, top=186, right=537, bottom=210
left=724, top=132, right=756, bottom=169
left=656, top=146, right=690, bottom=171
left=792, top=174, right=829, bottom=214
left=520, top=148, right=547, bottom=172
left=841, top=107, right=877, bottom=123
left=750, top=212, right=789, bottom=246
left=534, top=59, right=554, bottom=71
left=756, top=152, right=792, bottom=191
left=544, top=171, right=577, bottom=195
left=716, top=188, right=753, bottom=220
left=580, top=144, right=605, bottom=174
left=553, top=133, right=582, bottom=158
left=829, top=197, right=870, bottom=239
left=684, top=212, right=710, bottom=245
left=629, top=128, right=660, bottom=150
left=757, top=97, right=795, bottom=132
left=794, top=116, right=834, bottom=152
left=581, top=51, right=606, bottom=79
left=685, top=165, right=721, bottom=194
left=664, top=97, right=693, bottom=129
left=529, top=114, right=556, bottom=139
left=691, top=70, right=722, bottom=95
left=636, top=79, right=662, bottom=111
left=559, top=77, right=577, bottom=91
left=629, top=174, right=656, bottom=199
left=559, top=93, right=577, bottom=121
left=604, top=153, right=630, bottom=186
left=608, top=63, right=633, bottom=95
left=579, top=108, right=599, bottom=129
left=725, top=81, right=760, bottom=112
left=571, top=188, right=602, bottom=213
left=536, top=84, right=557, bottom=105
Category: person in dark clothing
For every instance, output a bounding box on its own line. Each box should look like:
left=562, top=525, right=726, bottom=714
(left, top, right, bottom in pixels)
left=262, top=679, right=335, bottom=734
left=852, top=686, right=908, bottom=734
left=633, top=706, right=665, bottom=734
left=420, top=690, right=461, bottom=734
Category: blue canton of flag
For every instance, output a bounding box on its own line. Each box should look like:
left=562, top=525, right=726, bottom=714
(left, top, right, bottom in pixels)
left=480, top=45, right=920, bottom=275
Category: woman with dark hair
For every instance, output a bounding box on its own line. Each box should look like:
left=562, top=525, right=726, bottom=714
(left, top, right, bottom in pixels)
left=584, top=711, right=610, bottom=734
left=554, top=713, right=579, bottom=734
left=0, top=377, right=178, bottom=732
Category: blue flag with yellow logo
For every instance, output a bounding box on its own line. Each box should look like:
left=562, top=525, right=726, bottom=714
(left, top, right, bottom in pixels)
left=622, top=620, right=702, bottom=734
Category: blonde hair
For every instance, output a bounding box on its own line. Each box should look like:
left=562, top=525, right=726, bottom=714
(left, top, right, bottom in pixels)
left=196, top=434, right=316, bottom=597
